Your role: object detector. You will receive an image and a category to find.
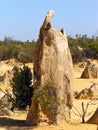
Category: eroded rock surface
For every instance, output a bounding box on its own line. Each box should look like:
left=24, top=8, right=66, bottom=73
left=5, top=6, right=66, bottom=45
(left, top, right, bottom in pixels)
left=75, top=83, right=98, bottom=99
left=87, top=108, right=98, bottom=125
left=0, top=88, right=13, bottom=116
left=26, top=10, right=73, bottom=125
left=81, top=60, right=98, bottom=78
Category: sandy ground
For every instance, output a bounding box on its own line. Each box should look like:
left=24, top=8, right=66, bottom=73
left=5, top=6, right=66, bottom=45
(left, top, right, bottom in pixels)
left=0, top=60, right=98, bottom=130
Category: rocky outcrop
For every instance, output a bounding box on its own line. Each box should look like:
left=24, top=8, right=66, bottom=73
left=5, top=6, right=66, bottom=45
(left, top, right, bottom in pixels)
left=75, top=83, right=98, bottom=99
left=0, top=59, right=33, bottom=91
left=0, top=59, right=20, bottom=91
left=0, top=88, right=13, bottom=116
left=87, top=108, right=98, bottom=125
left=81, top=60, right=98, bottom=78
left=90, top=83, right=98, bottom=98
left=26, top=10, right=73, bottom=125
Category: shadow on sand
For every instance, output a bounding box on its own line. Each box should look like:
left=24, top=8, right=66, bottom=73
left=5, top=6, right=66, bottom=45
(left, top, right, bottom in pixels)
left=0, top=117, right=35, bottom=130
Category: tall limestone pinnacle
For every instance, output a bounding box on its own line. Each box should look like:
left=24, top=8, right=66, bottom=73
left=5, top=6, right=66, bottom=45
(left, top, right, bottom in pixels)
left=26, top=10, right=73, bottom=125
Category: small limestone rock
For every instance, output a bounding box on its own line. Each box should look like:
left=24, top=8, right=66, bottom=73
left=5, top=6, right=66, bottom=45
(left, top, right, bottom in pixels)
left=1, top=107, right=13, bottom=116
left=81, top=60, right=98, bottom=78
left=75, top=83, right=98, bottom=99
left=87, top=108, right=98, bottom=125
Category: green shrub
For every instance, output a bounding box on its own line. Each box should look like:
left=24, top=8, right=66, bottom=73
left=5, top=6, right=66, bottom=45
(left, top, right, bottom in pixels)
left=33, top=81, right=58, bottom=112
left=0, top=38, right=36, bottom=62
left=11, top=65, right=34, bottom=110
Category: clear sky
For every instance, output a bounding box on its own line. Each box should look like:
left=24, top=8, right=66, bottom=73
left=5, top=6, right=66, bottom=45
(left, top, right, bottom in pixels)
left=0, top=0, right=98, bottom=41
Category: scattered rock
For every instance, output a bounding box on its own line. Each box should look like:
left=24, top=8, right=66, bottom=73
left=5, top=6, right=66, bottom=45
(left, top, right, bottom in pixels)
left=0, top=88, right=13, bottom=116
left=87, top=107, right=98, bottom=125
left=1, top=107, right=13, bottom=116
left=90, top=83, right=98, bottom=99
left=75, top=83, right=98, bottom=99
left=81, top=59, right=98, bottom=78
left=0, top=59, right=33, bottom=91
left=79, top=62, right=86, bottom=68
left=75, top=88, right=92, bottom=99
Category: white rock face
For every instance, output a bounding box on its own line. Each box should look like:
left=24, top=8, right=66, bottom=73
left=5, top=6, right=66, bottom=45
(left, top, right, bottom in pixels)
left=26, top=10, right=73, bottom=125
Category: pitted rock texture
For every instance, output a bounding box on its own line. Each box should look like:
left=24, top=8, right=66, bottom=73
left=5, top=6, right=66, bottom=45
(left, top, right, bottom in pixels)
left=81, top=60, right=98, bottom=78
left=26, top=10, right=73, bottom=125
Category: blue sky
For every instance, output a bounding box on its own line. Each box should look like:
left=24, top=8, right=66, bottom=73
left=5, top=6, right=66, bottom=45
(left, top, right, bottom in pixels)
left=0, top=0, right=98, bottom=41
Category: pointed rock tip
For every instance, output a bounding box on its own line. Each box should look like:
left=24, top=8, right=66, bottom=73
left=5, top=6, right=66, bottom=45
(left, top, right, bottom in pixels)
left=46, top=10, right=55, bottom=18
